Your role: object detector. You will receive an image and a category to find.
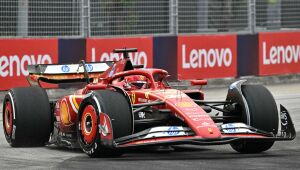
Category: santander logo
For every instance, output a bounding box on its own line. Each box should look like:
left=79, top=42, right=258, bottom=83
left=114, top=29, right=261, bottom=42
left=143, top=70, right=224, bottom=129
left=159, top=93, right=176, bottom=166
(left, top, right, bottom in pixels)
left=0, top=54, right=52, bottom=77
left=262, top=41, right=300, bottom=65
left=91, top=48, right=148, bottom=67
left=181, top=44, right=232, bottom=69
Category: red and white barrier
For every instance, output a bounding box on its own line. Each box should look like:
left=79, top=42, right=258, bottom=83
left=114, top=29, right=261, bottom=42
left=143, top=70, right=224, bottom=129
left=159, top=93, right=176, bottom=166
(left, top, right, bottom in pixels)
left=259, top=32, right=300, bottom=75
left=177, top=35, right=237, bottom=79
left=86, top=37, right=153, bottom=68
left=0, top=39, right=58, bottom=90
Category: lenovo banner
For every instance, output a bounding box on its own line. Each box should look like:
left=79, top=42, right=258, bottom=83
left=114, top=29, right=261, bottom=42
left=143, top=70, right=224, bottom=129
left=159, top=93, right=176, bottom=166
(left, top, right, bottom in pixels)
left=0, top=39, right=58, bottom=90
left=259, top=32, right=300, bottom=75
left=86, top=37, right=153, bottom=68
left=178, top=35, right=237, bottom=79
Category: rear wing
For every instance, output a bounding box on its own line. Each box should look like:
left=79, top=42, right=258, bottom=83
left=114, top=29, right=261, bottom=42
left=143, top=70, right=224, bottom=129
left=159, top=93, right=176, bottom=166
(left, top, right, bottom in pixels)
left=27, top=61, right=114, bottom=85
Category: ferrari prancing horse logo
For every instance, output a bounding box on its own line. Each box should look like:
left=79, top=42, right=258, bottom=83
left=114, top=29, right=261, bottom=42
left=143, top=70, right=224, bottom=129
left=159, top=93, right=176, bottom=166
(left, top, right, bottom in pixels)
left=131, top=93, right=136, bottom=104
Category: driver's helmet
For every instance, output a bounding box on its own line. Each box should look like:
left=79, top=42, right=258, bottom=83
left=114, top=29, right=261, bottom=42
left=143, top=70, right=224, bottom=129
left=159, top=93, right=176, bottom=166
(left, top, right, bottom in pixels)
left=124, top=75, right=148, bottom=90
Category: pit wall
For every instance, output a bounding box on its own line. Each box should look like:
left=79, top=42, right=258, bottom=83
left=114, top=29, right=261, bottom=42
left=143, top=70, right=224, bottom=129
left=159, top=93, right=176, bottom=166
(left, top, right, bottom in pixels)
left=1, top=32, right=300, bottom=90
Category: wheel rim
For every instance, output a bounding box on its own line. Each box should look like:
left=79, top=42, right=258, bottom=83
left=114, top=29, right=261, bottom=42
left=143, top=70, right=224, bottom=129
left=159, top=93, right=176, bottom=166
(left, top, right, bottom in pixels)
left=4, top=101, right=13, bottom=136
left=80, top=105, right=98, bottom=145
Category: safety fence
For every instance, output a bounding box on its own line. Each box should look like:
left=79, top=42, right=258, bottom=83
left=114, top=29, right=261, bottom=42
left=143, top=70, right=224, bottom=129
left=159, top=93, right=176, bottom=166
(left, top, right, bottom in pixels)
left=1, top=31, right=300, bottom=89
left=1, top=0, right=300, bottom=38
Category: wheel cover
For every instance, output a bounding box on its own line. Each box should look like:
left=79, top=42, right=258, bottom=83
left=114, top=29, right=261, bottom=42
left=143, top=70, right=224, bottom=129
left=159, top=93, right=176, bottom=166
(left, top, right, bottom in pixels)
left=80, top=105, right=98, bottom=145
left=4, top=101, right=13, bottom=136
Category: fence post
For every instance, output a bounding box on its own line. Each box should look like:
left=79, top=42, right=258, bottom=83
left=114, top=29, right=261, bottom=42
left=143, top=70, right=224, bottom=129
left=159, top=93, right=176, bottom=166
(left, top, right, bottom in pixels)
left=82, top=0, right=90, bottom=37
left=197, top=0, right=208, bottom=31
left=169, top=0, right=178, bottom=35
left=248, top=0, right=256, bottom=34
left=17, top=0, right=28, bottom=36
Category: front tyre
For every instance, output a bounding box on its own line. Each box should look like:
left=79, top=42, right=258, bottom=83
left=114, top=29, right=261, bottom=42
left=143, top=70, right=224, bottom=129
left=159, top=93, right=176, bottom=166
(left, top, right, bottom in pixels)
left=227, top=85, right=279, bottom=153
left=77, top=90, right=133, bottom=157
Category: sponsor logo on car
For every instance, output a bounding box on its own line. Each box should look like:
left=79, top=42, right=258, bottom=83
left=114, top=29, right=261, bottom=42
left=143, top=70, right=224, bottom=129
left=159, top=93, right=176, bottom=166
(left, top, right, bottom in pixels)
left=183, top=108, right=198, bottom=112
left=192, top=118, right=201, bottom=121
left=137, top=98, right=152, bottom=103
left=164, top=94, right=182, bottom=99
left=222, top=123, right=236, bottom=133
left=221, top=123, right=252, bottom=134
left=145, top=92, right=150, bottom=99
left=280, top=111, right=288, bottom=126
left=138, top=112, right=146, bottom=119
left=175, top=101, right=195, bottom=108
left=60, top=99, right=71, bottom=125
left=167, top=126, right=180, bottom=136
left=131, top=93, right=136, bottom=104
left=196, top=124, right=218, bottom=129
left=61, top=65, right=70, bottom=73
left=208, top=127, right=213, bottom=134
left=188, top=114, right=210, bottom=118
left=201, top=122, right=210, bottom=126
left=85, top=64, right=93, bottom=72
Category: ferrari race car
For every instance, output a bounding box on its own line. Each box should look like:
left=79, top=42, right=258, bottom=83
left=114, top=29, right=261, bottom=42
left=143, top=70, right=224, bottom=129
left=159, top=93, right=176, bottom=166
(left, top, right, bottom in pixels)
left=2, top=48, right=296, bottom=157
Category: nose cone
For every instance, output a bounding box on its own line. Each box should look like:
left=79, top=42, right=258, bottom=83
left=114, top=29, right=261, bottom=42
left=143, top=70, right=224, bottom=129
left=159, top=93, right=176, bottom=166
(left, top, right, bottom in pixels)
left=167, top=98, right=222, bottom=138
left=152, top=89, right=222, bottom=139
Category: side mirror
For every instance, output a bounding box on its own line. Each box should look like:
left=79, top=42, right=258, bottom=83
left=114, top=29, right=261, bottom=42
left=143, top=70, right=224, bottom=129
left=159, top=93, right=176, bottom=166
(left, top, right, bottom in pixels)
left=191, top=79, right=207, bottom=86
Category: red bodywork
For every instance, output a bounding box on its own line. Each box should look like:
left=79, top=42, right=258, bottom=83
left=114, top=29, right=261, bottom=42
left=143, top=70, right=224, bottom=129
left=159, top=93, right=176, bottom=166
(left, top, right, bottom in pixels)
left=53, top=58, right=219, bottom=139
left=26, top=51, right=295, bottom=149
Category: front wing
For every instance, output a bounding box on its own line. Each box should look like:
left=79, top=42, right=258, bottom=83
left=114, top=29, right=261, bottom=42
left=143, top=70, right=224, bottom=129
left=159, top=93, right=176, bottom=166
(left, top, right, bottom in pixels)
left=100, top=105, right=296, bottom=149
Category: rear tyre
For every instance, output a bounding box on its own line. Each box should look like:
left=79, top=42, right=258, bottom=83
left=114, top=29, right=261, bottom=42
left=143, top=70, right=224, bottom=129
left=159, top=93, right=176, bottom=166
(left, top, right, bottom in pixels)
left=77, top=90, right=133, bottom=157
left=227, top=85, right=278, bottom=153
left=2, top=87, right=52, bottom=147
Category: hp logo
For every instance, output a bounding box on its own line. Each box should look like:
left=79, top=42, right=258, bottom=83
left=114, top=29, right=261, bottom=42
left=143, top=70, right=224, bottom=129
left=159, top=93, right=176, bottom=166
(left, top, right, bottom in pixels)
left=61, top=65, right=70, bottom=73
left=167, top=126, right=180, bottom=136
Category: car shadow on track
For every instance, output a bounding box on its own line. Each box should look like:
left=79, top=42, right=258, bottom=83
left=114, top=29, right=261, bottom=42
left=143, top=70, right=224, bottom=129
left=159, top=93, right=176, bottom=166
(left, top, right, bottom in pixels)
left=60, top=146, right=284, bottom=162
left=46, top=145, right=83, bottom=153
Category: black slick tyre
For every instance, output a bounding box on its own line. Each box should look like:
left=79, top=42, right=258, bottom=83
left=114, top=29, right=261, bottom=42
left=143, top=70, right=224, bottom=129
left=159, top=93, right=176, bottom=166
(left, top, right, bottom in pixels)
left=77, top=90, right=133, bottom=157
left=2, top=87, right=52, bottom=147
left=229, top=85, right=279, bottom=153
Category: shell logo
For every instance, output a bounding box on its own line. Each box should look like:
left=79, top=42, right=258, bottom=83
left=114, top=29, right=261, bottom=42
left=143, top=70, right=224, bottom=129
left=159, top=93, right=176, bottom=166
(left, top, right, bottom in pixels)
left=60, top=99, right=71, bottom=125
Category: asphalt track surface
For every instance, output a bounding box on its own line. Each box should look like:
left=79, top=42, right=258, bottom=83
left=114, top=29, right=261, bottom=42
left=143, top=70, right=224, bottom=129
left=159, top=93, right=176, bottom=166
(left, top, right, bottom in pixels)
left=0, top=83, right=299, bottom=170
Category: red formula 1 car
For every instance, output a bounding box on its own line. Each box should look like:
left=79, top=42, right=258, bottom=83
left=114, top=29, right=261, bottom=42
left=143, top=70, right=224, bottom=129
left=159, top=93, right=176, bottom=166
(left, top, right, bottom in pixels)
left=2, top=48, right=296, bottom=157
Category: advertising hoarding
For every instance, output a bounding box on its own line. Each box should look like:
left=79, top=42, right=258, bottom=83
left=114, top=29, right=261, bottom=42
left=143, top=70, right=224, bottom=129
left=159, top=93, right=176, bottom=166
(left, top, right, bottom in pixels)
left=177, top=35, right=237, bottom=79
